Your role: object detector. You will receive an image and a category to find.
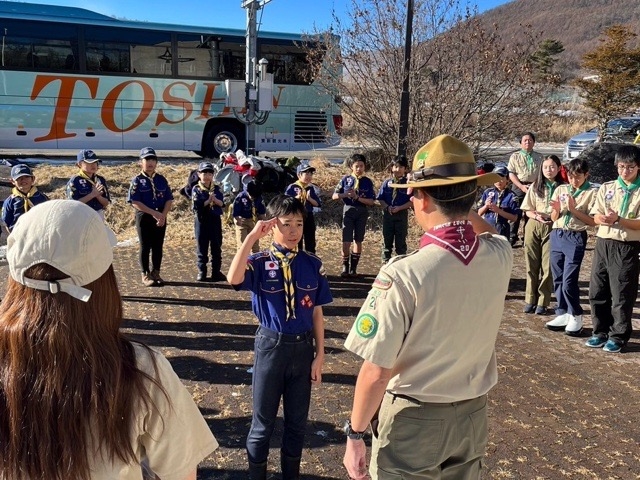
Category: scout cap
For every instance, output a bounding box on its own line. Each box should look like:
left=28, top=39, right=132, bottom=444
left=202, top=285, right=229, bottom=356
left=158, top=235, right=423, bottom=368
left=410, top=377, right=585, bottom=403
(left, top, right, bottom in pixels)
left=198, top=161, right=215, bottom=172
left=10, top=164, right=33, bottom=180
left=139, top=147, right=157, bottom=159
left=493, top=166, right=509, bottom=177
left=296, top=162, right=316, bottom=175
left=391, top=134, right=500, bottom=188
left=7, top=200, right=117, bottom=302
left=76, top=149, right=100, bottom=164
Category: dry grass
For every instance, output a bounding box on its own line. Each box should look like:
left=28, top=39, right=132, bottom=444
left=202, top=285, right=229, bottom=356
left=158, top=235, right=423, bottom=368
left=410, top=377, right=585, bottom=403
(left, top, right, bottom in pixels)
left=537, top=115, right=595, bottom=143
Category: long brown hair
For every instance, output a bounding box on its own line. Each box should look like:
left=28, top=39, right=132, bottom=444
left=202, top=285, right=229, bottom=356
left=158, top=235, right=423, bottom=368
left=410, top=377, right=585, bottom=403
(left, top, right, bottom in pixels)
left=0, top=264, right=164, bottom=480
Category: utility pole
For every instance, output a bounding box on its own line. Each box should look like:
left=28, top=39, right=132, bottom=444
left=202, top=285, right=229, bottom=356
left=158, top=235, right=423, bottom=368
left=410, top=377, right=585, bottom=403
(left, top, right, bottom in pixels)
left=241, top=0, right=272, bottom=155
left=397, top=0, right=413, bottom=158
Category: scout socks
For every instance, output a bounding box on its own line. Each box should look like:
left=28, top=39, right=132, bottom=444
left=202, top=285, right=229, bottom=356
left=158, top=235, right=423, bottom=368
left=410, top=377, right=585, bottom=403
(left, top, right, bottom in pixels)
left=341, top=255, right=350, bottom=277
left=349, top=253, right=360, bottom=277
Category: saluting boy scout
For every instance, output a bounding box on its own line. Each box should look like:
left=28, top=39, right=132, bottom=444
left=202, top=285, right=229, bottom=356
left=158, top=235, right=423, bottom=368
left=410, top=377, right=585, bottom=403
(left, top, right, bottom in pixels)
left=342, top=135, right=513, bottom=480
left=586, top=145, right=640, bottom=353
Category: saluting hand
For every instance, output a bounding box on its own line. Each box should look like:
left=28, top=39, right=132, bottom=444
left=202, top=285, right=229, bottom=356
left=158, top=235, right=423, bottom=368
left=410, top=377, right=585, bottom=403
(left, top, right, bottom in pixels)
left=249, top=217, right=277, bottom=240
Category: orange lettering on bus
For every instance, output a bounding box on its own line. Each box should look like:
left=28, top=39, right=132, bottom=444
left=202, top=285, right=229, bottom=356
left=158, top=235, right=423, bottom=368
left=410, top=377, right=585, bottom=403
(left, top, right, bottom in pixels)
left=196, top=82, right=225, bottom=120
left=102, top=81, right=154, bottom=132
left=31, top=75, right=99, bottom=142
left=156, top=81, right=196, bottom=126
left=272, top=86, right=285, bottom=108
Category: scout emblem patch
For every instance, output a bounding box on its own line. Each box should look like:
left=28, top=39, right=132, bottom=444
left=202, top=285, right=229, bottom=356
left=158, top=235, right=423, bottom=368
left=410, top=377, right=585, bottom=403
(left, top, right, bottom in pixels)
left=355, top=313, right=378, bottom=338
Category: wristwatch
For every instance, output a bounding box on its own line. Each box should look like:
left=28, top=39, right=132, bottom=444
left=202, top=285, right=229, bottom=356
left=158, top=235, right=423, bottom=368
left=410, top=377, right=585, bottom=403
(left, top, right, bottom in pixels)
left=343, top=420, right=366, bottom=440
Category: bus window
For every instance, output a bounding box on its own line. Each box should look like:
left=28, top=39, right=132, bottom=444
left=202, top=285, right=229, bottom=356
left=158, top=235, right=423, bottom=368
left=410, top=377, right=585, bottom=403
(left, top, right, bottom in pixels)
left=0, top=20, right=77, bottom=71
left=260, top=41, right=317, bottom=85
left=85, top=27, right=171, bottom=76
left=176, top=34, right=245, bottom=80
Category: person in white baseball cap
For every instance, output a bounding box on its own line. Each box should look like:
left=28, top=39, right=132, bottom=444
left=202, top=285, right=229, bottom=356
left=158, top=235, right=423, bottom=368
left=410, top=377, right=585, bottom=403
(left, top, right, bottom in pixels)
left=0, top=200, right=218, bottom=480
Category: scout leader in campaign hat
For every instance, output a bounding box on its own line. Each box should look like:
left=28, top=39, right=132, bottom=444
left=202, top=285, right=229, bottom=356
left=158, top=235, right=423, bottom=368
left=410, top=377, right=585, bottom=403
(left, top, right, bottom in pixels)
left=390, top=134, right=501, bottom=188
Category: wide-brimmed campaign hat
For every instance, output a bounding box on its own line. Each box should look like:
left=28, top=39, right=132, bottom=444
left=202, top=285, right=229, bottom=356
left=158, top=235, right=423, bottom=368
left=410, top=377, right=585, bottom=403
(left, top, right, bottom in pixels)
left=390, top=134, right=500, bottom=188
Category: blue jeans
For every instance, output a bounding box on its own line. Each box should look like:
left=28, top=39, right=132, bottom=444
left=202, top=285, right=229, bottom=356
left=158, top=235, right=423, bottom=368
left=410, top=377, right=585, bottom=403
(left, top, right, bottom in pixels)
left=550, top=229, right=587, bottom=315
left=246, top=326, right=314, bottom=463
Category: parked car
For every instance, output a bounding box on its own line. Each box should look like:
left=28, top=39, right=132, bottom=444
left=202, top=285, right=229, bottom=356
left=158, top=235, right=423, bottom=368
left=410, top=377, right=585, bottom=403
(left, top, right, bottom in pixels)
left=563, top=116, right=640, bottom=161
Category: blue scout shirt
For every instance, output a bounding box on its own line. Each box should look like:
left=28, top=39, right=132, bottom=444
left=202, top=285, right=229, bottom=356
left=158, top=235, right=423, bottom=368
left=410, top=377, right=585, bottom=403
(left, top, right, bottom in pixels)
left=376, top=176, right=412, bottom=207
left=479, top=186, right=519, bottom=237
left=1, top=188, right=49, bottom=231
left=192, top=182, right=224, bottom=218
left=233, top=191, right=266, bottom=219
left=236, top=250, right=333, bottom=334
left=127, top=172, right=173, bottom=211
left=66, top=173, right=111, bottom=212
left=334, top=175, right=375, bottom=207
left=284, top=182, right=322, bottom=213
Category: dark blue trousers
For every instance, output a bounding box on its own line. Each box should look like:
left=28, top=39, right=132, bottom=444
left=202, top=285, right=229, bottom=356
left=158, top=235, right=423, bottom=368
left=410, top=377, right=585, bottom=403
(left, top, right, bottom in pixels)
left=194, top=216, right=222, bottom=273
left=246, top=326, right=314, bottom=463
left=298, top=211, right=316, bottom=254
left=381, top=210, right=408, bottom=262
left=550, top=229, right=587, bottom=315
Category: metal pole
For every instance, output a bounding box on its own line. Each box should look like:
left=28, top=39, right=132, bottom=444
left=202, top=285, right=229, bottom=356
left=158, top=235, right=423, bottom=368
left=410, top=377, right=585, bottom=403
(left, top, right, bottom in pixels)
left=245, top=1, right=258, bottom=154
left=397, top=0, right=413, bottom=157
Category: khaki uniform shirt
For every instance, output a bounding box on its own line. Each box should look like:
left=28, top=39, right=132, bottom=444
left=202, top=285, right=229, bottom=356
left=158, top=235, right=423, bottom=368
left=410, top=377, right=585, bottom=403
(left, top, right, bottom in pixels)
left=344, top=233, right=513, bottom=403
left=521, top=184, right=557, bottom=215
left=590, top=180, right=640, bottom=242
left=88, top=345, right=218, bottom=480
left=507, top=150, right=544, bottom=183
left=551, top=184, right=597, bottom=231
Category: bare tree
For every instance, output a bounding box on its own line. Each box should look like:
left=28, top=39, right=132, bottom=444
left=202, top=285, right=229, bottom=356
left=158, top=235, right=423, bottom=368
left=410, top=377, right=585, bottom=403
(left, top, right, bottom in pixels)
left=574, top=25, right=640, bottom=139
left=309, top=0, right=558, bottom=168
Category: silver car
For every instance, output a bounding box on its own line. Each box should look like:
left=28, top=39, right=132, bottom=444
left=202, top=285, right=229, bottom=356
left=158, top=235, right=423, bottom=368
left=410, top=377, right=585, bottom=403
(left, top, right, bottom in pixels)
left=563, top=116, right=640, bottom=161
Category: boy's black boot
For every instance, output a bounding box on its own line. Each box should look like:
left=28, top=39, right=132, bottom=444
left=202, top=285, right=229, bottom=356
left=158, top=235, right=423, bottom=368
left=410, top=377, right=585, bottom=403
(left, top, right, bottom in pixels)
left=349, top=253, right=361, bottom=277
left=340, top=256, right=350, bottom=277
left=248, top=460, right=267, bottom=480
left=281, top=454, right=301, bottom=480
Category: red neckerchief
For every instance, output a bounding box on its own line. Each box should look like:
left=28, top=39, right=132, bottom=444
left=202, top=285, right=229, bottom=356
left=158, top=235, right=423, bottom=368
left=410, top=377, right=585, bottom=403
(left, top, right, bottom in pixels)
left=419, top=220, right=478, bottom=265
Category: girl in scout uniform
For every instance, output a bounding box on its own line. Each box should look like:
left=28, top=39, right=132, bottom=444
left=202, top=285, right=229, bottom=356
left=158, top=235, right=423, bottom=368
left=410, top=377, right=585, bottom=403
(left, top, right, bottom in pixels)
left=127, top=147, right=174, bottom=287
left=332, top=154, right=376, bottom=277
left=545, top=158, right=596, bottom=335
left=66, top=149, right=111, bottom=220
left=586, top=146, right=640, bottom=353
left=520, top=154, right=565, bottom=315
left=2, top=164, right=49, bottom=234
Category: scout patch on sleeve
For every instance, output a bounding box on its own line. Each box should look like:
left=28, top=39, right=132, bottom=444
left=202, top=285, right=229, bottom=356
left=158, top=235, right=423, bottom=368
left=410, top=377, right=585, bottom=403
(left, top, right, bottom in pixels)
left=355, top=313, right=378, bottom=338
left=372, top=271, right=393, bottom=290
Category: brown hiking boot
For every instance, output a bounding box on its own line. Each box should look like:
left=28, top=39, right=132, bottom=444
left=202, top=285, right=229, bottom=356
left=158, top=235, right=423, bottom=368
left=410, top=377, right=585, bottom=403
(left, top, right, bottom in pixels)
left=141, top=273, right=156, bottom=287
left=150, top=270, right=165, bottom=286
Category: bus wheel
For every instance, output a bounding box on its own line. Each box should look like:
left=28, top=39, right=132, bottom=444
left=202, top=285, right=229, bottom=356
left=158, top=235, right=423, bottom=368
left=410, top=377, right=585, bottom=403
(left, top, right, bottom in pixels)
left=203, top=124, right=244, bottom=158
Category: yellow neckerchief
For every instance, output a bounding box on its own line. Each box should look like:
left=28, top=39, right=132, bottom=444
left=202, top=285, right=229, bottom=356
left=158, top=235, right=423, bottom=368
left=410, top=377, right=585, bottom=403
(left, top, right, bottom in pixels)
left=562, top=182, right=591, bottom=227
left=140, top=170, right=156, bottom=200
left=270, top=243, right=298, bottom=321
left=12, top=186, right=38, bottom=213
left=352, top=174, right=361, bottom=193
left=77, top=169, right=97, bottom=186
left=198, top=182, right=214, bottom=208
left=391, top=175, right=405, bottom=204
left=294, top=180, right=308, bottom=204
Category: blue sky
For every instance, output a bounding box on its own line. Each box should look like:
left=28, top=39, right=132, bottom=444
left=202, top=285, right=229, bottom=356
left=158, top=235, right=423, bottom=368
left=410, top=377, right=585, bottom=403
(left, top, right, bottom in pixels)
left=17, top=0, right=511, bottom=33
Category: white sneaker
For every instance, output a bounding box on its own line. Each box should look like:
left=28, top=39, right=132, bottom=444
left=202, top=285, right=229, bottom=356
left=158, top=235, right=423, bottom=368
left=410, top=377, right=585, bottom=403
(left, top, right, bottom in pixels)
left=546, top=313, right=569, bottom=331
left=565, top=314, right=583, bottom=336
